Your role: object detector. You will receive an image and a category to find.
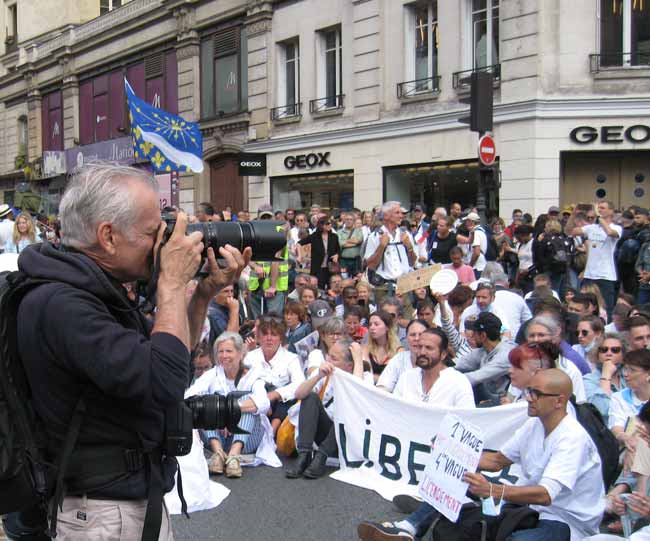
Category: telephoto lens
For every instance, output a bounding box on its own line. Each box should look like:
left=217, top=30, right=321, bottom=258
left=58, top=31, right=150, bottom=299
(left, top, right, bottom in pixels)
left=162, top=214, right=287, bottom=261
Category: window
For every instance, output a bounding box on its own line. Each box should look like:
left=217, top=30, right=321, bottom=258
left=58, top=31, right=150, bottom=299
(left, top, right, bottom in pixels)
left=471, top=0, right=499, bottom=69
left=600, top=0, right=650, bottom=66
left=402, top=1, right=439, bottom=95
left=200, top=27, right=248, bottom=120
left=100, top=0, right=121, bottom=15
left=312, top=27, right=343, bottom=111
left=41, top=91, right=63, bottom=151
left=17, top=115, right=27, bottom=159
left=5, top=2, right=17, bottom=50
left=273, top=39, right=300, bottom=119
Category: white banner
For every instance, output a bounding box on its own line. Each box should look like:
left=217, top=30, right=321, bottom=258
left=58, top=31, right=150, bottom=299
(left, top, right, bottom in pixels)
left=330, top=370, right=528, bottom=501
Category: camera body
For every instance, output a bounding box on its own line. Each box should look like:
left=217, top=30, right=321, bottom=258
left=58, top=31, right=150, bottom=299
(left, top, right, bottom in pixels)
left=164, top=393, right=242, bottom=456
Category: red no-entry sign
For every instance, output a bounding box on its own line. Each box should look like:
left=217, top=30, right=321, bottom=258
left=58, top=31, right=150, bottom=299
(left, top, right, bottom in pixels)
left=478, top=134, right=496, bottom=166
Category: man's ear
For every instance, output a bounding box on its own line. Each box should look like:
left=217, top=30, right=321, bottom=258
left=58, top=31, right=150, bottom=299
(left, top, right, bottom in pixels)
left=96, top=222, right=117, bottom=255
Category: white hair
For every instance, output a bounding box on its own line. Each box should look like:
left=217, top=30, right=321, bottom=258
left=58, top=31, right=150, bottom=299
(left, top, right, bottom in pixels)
left=434, top=207, right=447, bottom=217
left=526, top=315, right=561, bottom=339
left=381, top=201, right=401, bottom=214
left=214, top=331, right=244, bottom=354
left=59, top=163, right=158, bottom=249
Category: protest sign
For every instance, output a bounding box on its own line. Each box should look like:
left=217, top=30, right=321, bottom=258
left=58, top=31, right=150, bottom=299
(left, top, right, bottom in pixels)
left=294, top=330, right=319, bottom=364
left=330, top=370, right=526, bottom=502
left=396, top=264, right=442, bottom=295
left=418, top=414, right=484, bottom=522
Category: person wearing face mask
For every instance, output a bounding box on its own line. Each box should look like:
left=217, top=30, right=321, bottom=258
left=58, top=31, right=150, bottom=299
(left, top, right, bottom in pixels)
left=572, top=315, right=605, bottom=369
left=393, top=328, right=474, bottom=406
left=584, top=333, right=628, bottom=425
left=376, top=320, right=430, bottom=392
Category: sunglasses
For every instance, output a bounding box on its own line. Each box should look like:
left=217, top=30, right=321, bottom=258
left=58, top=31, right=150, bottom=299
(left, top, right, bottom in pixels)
left=599, top=346, right=622, bottom=354
left=524, top=387, right=561, bottom=401
left=576, top=329, right=591, bottom=337
left=586, top=216, right=596, bottom=222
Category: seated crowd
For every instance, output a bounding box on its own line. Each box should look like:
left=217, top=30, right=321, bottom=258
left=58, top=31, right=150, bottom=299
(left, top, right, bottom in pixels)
left=182, top=199, right=650, bottom=540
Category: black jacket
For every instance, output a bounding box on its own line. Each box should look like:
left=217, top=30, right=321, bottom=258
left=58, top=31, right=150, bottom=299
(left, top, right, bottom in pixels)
left=16, top=243, right=189, bottom=498
left=299, top=230, right=340, bottom=272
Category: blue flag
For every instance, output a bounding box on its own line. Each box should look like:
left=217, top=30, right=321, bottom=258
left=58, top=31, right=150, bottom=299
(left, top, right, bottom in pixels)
left=125, top=78, right=204, bottom=173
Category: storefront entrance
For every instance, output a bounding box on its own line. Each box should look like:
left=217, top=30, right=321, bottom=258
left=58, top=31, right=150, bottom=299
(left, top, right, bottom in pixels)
left=210, top=156, right=245, bottom=211
left=561, top=151, right=649, bottom=209
left=271, top=170, right=354, bottom=212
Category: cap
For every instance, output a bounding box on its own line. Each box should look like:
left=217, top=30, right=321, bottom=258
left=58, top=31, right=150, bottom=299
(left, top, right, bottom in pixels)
left=473, top=312, right=502, bottom=333
left=400, top=205, right=408, bottom=214
left=561, top=205, right=574, bottom=215
left=465, top=212, right=481, bottom=222
left=0, top=204, right=12, bottom=218
left=622, top=210, right=635, bottom=220
left=257, top=203, right=273, bottom=219
left=548, top=206, right=560, bottom=214
left=414, top=204, right=424, bottom=212
left=636, top=207, right=649, bottom=217
left=308, top=300, right=334, bottom=329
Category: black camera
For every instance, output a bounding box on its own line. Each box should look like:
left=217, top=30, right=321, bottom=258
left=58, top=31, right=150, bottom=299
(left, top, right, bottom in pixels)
left=164, top=393, right=242, bottom=456
left=162, top=215, right=287, bottom=261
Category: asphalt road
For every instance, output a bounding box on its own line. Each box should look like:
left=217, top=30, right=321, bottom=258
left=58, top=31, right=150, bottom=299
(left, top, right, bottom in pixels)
left=171, top=457, right=396, bottom=541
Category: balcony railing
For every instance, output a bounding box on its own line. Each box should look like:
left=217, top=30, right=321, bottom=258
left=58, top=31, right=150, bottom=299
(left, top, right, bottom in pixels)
left=452, top=64, right=501, bottom=90
left=309, top=94, right=345, bottom=114
left=271, top=103, right=302, bottom=121
left=397, top=76, right=441, bottom=99
left=590, top=52, right=650, bottom=73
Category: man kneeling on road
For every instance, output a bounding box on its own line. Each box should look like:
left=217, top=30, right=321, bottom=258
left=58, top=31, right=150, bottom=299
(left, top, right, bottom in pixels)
left=357, top=369, right=604, bottom=541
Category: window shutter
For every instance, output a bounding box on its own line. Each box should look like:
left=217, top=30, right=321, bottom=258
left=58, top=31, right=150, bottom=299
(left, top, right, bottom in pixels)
left=145, top=53, right=164, bottom=79
left=213, top=27, right=239, bottom=57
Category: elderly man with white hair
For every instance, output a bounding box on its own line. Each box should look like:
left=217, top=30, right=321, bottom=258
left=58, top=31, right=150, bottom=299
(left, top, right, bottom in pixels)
left=364, top=200, right=416, bottom=305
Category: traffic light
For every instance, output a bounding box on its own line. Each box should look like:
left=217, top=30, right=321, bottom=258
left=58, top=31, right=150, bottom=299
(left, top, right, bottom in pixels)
left=458, top=71, right=493, bottom=133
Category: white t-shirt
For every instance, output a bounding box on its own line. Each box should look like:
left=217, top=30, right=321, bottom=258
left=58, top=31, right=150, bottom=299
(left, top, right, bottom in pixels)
left=244, top=346, right=305, bottom=402
left=307, top=349, right=325, bottom=374
left=471, top=228, right=488, bottom=271
left=500, top=416, right=604, bottom=541
left=363, top=226, right=414, bottom=280
left=608, top=388, right=646, bottom=430
left=493, top=289, right=532, bottom=339
left=376, top=351, right=415, bottom=392
left=558, top=355, right=587, bottom=403
left=0, top=219, right=14, bottom=251
left=517, top=239, right=534, bottom=271
left=583, top=223, right=622, bottom=281
left=394, top=367, right=475, bottom=407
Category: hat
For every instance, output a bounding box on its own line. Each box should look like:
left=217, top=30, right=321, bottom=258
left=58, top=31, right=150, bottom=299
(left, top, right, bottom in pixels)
left=622, top=210, right=635, bottom=221
left=548, top=205, right=560, bottom=214
left=0, top=204, right=11, bottom=218
left=636, top=207, right=649, bottom=217
left=414, top=204, right=424, bottom=212
left=561, top=205, right=574, bottom=215
left=465, top=212, right=481, bottom=222
left=308, top=300, right=334, bottom=329
left=257, top=204, right=273, bottom=219
left=400, top=205, right=408, bottom=214
left=466, top=312, right=502, bottom=335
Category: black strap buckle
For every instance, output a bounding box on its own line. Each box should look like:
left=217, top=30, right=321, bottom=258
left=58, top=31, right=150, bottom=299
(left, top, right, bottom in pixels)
left=124, top=449, right=144, bottom=472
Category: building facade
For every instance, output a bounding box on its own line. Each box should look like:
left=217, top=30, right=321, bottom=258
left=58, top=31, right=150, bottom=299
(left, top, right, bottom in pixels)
left=0, top=0, right=648, bottom=219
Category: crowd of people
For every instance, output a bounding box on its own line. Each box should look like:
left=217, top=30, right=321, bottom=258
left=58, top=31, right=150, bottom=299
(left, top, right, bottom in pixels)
left=181, top=197, right=650, bottom=540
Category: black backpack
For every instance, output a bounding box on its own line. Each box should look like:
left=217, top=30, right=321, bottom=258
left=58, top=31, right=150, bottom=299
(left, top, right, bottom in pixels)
left=544, top=234, right=572, bottom=271
left=477, top=226, right=498, bottom=261
left=570, top=396, right=620, bottom=491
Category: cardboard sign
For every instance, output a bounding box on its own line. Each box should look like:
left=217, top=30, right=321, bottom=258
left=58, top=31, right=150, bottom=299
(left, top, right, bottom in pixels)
left=418, top=414, right=484, bottom=522
left=396, top=264, right=442, bottom=295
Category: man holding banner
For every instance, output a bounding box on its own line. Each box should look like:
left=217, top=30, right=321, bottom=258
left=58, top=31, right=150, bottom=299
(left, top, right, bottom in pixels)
left=358, top=369, right=604, bottom=541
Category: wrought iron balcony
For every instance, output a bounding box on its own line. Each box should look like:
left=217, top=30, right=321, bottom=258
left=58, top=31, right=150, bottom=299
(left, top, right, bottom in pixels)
left=309, top=94, right=345, bottom=114
left=397, top=76, right=441, bottom=99
left=452, top=64, right=501, bottom=90
left=590, top=52, right=650, bottom=73
left=271, top=103, right=302, bottom=121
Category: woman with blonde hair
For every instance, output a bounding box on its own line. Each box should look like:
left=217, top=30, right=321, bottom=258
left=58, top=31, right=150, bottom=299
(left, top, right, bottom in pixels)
left=5, top=212, right=37, bottom=253
left=362, top=310, right=404, bottom=382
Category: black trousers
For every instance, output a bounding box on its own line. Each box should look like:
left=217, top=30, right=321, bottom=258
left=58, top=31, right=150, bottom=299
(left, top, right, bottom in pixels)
left=296, top=393, right=338, bottom=457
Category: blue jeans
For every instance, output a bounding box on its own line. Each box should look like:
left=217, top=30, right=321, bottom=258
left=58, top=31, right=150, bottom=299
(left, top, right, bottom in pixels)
left=506, top=519, right=570, bottom=541
left=582, top=278, right=616, bottom=320
left=406, top=501, right=437, bottom=538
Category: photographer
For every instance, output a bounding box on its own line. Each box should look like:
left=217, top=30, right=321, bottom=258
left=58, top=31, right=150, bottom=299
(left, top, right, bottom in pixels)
left=14, top=164, right=249, bottom=540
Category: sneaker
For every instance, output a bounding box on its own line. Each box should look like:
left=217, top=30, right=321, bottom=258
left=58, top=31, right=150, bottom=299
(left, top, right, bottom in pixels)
left=225, top=455, right=242, bottom=478
left=208, top=450, right=225, bottom=474
left=357, top=521, right=414, bottom=541
left=392, top=494, right=423, bottom=514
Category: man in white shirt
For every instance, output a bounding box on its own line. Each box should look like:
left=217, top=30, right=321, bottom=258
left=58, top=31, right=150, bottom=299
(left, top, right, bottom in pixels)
left=459, top=282, right=510, bottom=336
left=364, top=201, right=416, bottom=305
left=358, top=369, right=604, bottom=541
left=569, top=201, right=622, bottom=320
left=0, top=204, right=14, bottom=252
left=393, top=328, right=474, bottom=407
left=464, top=212, right=486, bottom=278
left=489, top=269, right=532, bottom=339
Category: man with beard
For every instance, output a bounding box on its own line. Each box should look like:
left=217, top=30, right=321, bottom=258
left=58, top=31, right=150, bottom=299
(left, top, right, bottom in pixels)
left=393, top=328, right=474, bottom=406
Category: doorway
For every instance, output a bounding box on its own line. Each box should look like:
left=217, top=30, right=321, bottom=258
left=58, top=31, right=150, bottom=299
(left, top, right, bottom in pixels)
left=209, top=156, right=246, bottom=211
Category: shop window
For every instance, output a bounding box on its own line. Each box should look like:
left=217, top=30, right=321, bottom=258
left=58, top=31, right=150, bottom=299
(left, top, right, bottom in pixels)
left=100, top=0, right=121, bottom=16
left=271, top=171, right=353, bottom=212
left=200, top=27, right=248, bottom=120
left=312, top=26, right=343, bottom=111
left=600, top=0, right=650, bottom=67
left=274, top=38, right=300, bottom=119
left=470, top=0, right=499, bottom=69
left=402, top=1, right=439, bottom=95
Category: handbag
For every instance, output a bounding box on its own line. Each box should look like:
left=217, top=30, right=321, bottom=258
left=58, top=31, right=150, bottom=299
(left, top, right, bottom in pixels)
left=275, top=376, right=331, bottom=457
left=328, top=260, right=341, bottom=274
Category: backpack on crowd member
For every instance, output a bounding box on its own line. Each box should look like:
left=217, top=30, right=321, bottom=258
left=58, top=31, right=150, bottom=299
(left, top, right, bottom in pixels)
left=569, top=396, right=619, bottom=491
left=616, top=235, right=641, bottom=267
left=543, top=233, right=573, bottom=272
left=475, top=226, right=498, bottom=261
left=430, top=502, right=539, bottom=541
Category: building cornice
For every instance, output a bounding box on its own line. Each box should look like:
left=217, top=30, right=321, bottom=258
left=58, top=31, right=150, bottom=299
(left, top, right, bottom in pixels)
left=244, top=97, right=650, bottom=153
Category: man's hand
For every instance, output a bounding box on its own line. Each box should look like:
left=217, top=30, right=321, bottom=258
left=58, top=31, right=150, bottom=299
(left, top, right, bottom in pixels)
left=264, top=287, right=277, bottom=298
left=157, top=212, right=204, bottom=290
left=350, top=342, right=363, bottom=364
left=197, top=245, right=252, bottom=299
left=226, top=297, right=239, bottom=312
left=628, top=493, right=650, bottom=517
left=379, top=232, right=390, bottom=248
left=318, top=361, right=336, bottom=378
left=463, top=472, right=491, bottom=499
left=400, top=231, right=412, bottom=249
